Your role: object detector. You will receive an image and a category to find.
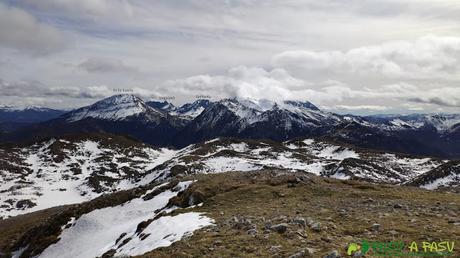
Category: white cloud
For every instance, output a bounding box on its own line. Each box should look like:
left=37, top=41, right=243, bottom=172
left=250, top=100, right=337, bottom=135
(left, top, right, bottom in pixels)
left=0, top=78, right=163, bottom=108
left=78, top=58, right=140, bottom=74
left=272, top=35, right=460, bottom=79
left=334, top=105, right=389, bottom=111
left=17, top=0, right=133, bottom=18
left=0, top=2, right=66, bottom=55
left=2, top=1, right=460, bottom=114
left=161, top=66, right=329, bottom=102
left=160, top=66, right=460, bottom=112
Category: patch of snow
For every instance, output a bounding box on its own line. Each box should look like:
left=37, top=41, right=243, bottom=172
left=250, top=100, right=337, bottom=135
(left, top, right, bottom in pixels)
left=115, top=213, right=214, bottom=256
left=330, top=172, right=351, bottom=180
left=172, top=107, right=205, bottom=118
left=0, top=139, right=179, bottom=218
left=229, top=143, right=249, bottom=152
left=235, top=97, right=275, bottom=111
left=420, top=174, right=458, bottom=190
left=203, top=156, right=261, bottom=172
left=303, top=162, right=326, bottom=175
left=303, top=139, right=314, bottom=145
left=39, top=181, right=210, bottom=258
left=315, top=146, right=359, bottom=160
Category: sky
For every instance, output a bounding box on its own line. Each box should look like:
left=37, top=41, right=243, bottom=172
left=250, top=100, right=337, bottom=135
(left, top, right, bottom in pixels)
left=1, top=0, right=460, bottom=114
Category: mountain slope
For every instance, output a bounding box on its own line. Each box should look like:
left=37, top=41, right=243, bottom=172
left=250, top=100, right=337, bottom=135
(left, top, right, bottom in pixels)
left=2, top=95, right=460, bottom=158
left=172, top=99, right=211, bottom=118
left=0, top=95, right=188, bottom=146
left=174, top=98, right=343, bottom=147
left=0, top=107, right=66, bottom=133
left=1, top=135, right=451, bottom=219
left=145, top=100, right=176, bottom=111
left=2, top=171, right=459, bottom=257
left=0, top=106, right=65, bottom=124
left=406, top=160, right=460, bottom=191
left=0, top=133, right=177, bottom=218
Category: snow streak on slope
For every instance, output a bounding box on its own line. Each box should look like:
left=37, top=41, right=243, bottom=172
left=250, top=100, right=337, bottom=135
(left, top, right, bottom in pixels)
left=0, top=137, right=178, bottom=218
left=406, top=161, right=460, bottom=190
left=115, top=212, right=213, bottom=256
left=147, top=138, right=443, bottom=185
left=0, top=135, right=452, bottom=219
left=421, top=174, right=459, bottom=190
left=37, top=181, right=213, bottom=258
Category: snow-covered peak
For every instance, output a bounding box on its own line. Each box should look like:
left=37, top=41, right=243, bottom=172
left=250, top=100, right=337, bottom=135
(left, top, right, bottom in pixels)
left=282, top=100, right=320, bottom=111
left=172, top=99, right=211, bottom=118
left=424, top=114, right=460, bottom=132
left=65, top=94, right=163, bottom=122
left=367, top=113, right=460, bottom=132
left=146, top=101, right=176, bottom=111
left=0, top=105, right=58, bottom=112
left=234, top=97, right=276, bottom=112
left=218, top=98, right=262, bottom=123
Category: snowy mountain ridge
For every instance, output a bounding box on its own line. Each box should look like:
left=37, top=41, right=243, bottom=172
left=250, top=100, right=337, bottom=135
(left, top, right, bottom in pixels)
left=3, top=94, right=460, bottom=158
left=365, top=113, right=460, bottom=132
left=64, top=95, right=166, bottom=122
left=2, top=133, right=456, bottom=219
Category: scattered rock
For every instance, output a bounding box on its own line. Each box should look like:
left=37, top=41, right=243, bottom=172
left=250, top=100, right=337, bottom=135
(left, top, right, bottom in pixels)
left=394, top=203, right=403, bottom=209
left=338, top=209, right=348, bottom=217
left=321, top=236, right=332, bottom=243
left=288, top=249, right=312, bottom=258
left=247, top=228, right=258, bottom=236
left=292, top=217, right=306, bottom=227
left=268, top=245, right=282, bottom=253
left=15, top=199, right=36, bottom=209
left=388, top=230, right=398, bottom=235
left=270, top=223, right=288, bottom=234
left=311, top=222, right=321, bottom=232
left=324, top=250, right=340, bottom=258
left=371, top=223, right=380, bottom=231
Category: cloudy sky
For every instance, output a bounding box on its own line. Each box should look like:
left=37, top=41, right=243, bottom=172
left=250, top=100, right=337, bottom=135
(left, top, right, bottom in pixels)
left=1, top=0, right=460, bottom=114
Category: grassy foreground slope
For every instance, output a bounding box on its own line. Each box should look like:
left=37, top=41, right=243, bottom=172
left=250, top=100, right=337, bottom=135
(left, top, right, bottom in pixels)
left=143, top=171, right=460, bottom=257
left=0, top=170, right=459, bottom=257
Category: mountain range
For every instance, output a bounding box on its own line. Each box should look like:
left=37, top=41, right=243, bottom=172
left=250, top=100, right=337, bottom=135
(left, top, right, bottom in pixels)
left=1, top=98, right=459, bottom=257
left=1, top=133, right=458, bottom=219
left=1, top=94, right=460, bottom=158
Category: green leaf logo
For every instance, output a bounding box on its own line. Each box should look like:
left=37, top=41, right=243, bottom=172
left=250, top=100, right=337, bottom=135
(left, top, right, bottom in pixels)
left=347, top=243, right=360, bottom=256
left=361, top=240, right=370, bottom=254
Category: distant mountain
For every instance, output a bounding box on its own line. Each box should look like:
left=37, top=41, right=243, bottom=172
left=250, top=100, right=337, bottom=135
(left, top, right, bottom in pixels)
left=0, top=106, right=65, bottom=128
left=173, top=98, right=341, bottom=146
left=328, top=113, right=460, bottom=158
left=146, top=99, right=210, bottom=119
left=0, top=106, right=66, bottom=134
left=145, top=100, right=176, bottom=111
left=62, top=94, right=169, bottom=123
left=2, top=95, right=460, bottom=158
left=0, top=95, right=188, bottom=146
left=172, top=99, right=211, bottom=118
left=363, top=113, right=460, bottom=132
